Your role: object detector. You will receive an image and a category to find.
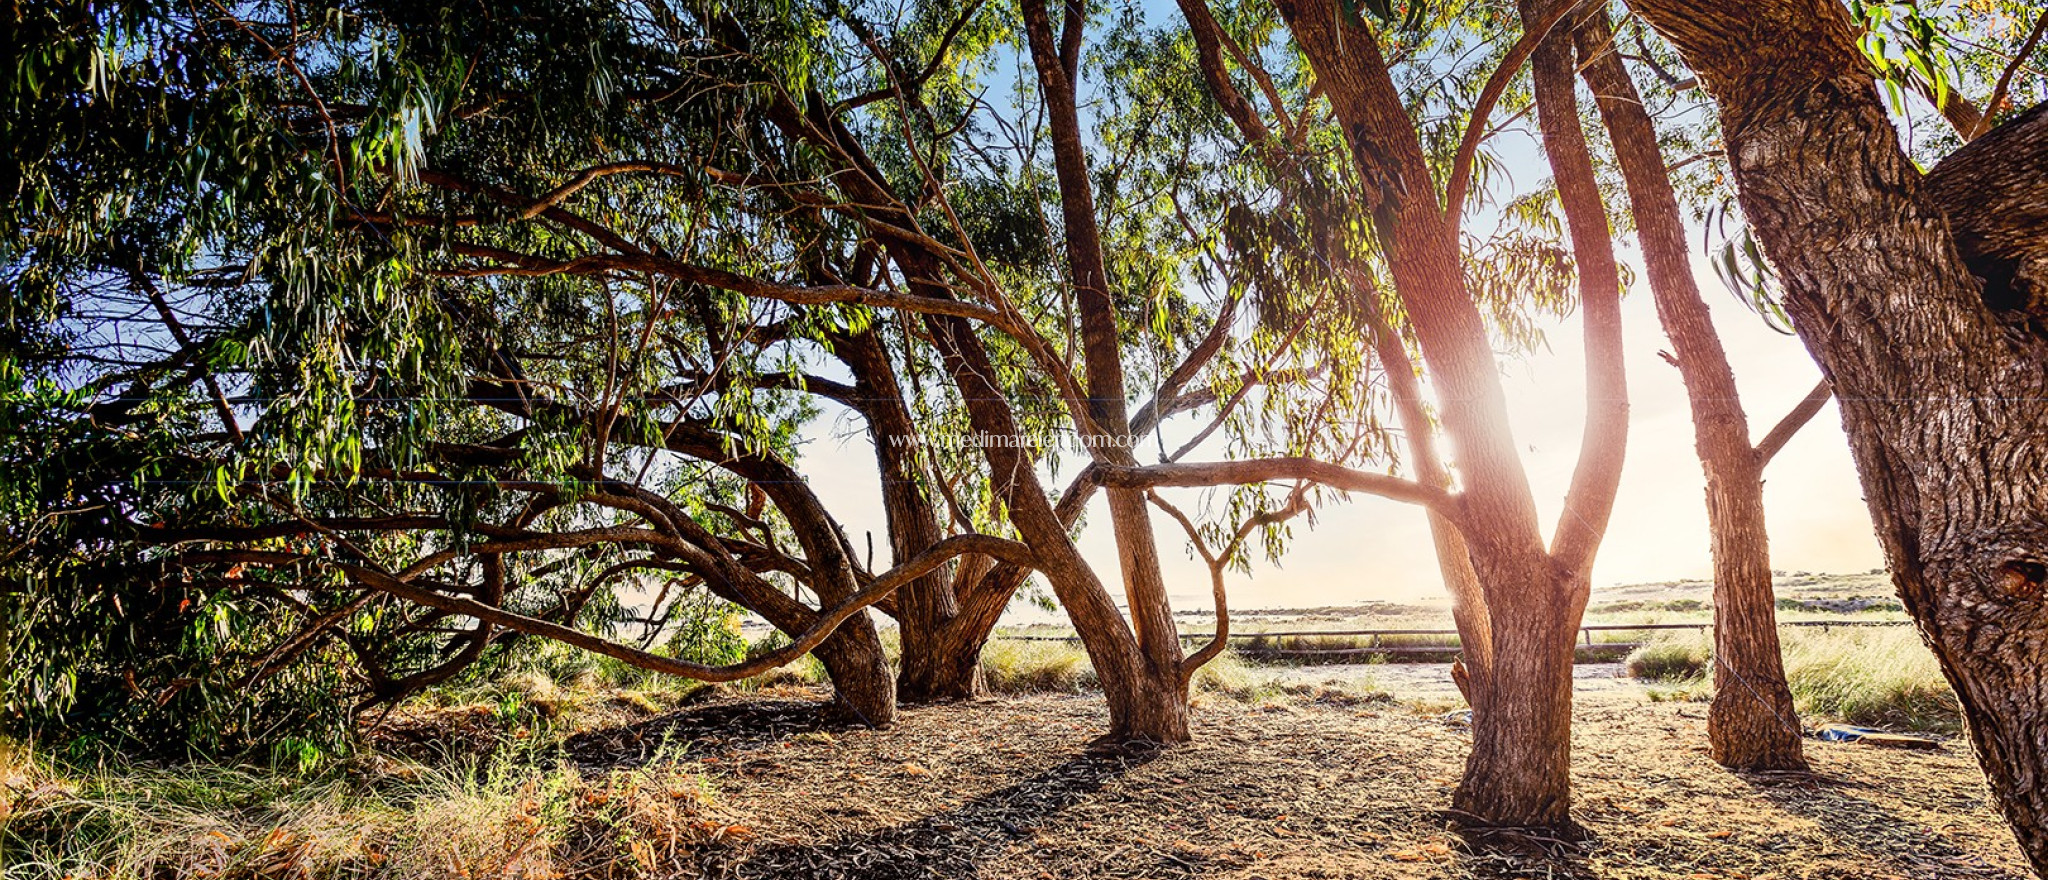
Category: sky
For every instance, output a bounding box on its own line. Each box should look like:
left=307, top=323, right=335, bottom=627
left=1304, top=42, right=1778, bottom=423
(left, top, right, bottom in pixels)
left=793, top=244, right=1887, bottom=618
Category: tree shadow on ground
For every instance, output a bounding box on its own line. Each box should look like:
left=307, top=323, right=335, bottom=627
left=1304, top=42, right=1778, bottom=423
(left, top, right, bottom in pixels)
left=704, top=745, right=1165, bottom=880
left=1738, top=768, right=2023, bottom=878
left=564, top=695, right=864, bottom=767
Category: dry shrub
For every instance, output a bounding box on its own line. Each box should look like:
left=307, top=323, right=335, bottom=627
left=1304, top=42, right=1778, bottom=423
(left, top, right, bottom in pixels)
left=1781, top=625, right=1959, bottom=732
left=1624, top=631, right=1712, bottom=682
left=978, top=639, right=1097, bottom=694
left=1622, top=626, right=1959, bottom=732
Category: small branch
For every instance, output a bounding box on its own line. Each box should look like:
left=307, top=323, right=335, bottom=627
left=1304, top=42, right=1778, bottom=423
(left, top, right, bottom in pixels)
left=1976, top=11, right=2048, bottom=139
left=1753, top=378, right=1833, bottom=468
left=1444, top=0, right=1582, bottom=223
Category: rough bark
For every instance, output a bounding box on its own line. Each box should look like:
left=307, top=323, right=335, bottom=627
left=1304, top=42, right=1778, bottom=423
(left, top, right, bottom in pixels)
left=1268, top=0, right=1632, bottom=833
left=1924, top=101, right=2048, bottom=317
left=1574, top=9, right=1806, bottom=772
left=1628, top=0, right=2048, bottom=868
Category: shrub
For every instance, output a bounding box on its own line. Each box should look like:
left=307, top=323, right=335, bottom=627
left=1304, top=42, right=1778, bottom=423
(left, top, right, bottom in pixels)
left=1622, top=626, right=1960, bottom=732
left=1624, top=633, right=1711, bottom=682
left=0, top=744, right=727, bottom=879
left=978, top=640, right=1096, bottom=694
left=1782, top=626, right=1959, bottom=733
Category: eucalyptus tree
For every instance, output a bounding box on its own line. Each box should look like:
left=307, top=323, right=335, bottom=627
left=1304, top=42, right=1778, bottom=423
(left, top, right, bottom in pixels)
left=1606, top=0, right=2048, bottom=868
left=2, top=0, right=1036, bottom=738
left=1151, top=0, right=1635, bottom=831
left=7, top=0, right=1441, bottom=745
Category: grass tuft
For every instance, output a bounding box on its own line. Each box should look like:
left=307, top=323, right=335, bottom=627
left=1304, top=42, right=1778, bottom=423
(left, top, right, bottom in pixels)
left=0, top=743, right=729, bottom=879
left=977, top=640, right=1096, bottom=694
left=1621, top=626, right=1959, bottom=732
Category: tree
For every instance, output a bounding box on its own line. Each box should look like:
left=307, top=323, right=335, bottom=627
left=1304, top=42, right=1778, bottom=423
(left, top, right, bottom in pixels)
left=1622, top=0, right=2048, bottom=868
left=1159, top=0, right=1633, bottom=831
left=1567, top=6, right=1822, bottom=773
left=7, top=0, right=1425, bottom=746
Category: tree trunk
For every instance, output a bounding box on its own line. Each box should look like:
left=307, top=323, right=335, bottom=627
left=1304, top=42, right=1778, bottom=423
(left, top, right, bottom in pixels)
left=836, top=327, right=986, bottom=704
left=1700, top=455, right=1805, bottom=769
left=1454, top=565, right=1583, bottom=832
left=1021, top=0, right=1189, bottom=738
left=1573, top=9, right=1806, bottom=772
left=1448, top=0, right=1631, bottom=833
left=1628, top=0, right=2048, bottom=868
left=924, top=308, right=1191, bottom=743
left=810, top=612, right=899, bottom=725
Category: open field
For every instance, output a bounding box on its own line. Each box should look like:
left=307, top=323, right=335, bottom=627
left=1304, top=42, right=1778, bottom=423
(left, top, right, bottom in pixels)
left=3, top=683, right=2020, bottom=880
left=3, top=571, right=1984, bottom=879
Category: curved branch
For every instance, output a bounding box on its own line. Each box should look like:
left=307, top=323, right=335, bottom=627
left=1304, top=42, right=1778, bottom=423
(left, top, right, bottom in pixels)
left=1443, top=0, right=1581, bottom=223
left=333, top=533, right=1035, bottom=683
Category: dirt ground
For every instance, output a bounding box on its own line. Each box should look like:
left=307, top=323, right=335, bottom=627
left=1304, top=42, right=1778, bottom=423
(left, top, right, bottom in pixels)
left=561, top=682, right=2027, bottom=880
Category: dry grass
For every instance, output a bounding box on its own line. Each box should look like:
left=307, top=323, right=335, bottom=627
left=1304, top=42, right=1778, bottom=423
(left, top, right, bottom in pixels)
left=1623, top=626, right=1960, bottom=732
left=0, top=742, right=729, bottom=880
left=978, top=640, right=1097, bottom=695
left=666, top=688, right=2023, bottom=879
left=7, top=680, right=2023, bottom=880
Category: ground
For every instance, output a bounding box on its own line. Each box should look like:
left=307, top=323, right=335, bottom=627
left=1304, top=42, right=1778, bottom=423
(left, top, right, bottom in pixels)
left=558, top=671, right=2025, bottom=880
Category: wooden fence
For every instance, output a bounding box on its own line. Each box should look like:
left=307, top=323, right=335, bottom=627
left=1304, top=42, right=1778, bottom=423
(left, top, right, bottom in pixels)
left=993, top=619, right=1912, bottom=659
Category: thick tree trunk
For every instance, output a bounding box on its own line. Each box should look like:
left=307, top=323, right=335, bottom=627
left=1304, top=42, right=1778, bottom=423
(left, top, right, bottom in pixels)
left=1628, top=0, right=2048, bottom=868
left=836, top=328, right=987, bottom=704
left=810, top=613, right=899, bottom=725
left=1574, top=10, right=1806, bottom=772
left=1454, top=566, right=1583, bottom=831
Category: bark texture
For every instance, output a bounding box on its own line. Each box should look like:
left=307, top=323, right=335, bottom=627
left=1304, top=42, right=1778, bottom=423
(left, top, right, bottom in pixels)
left=1628, top=0, right=2048, bottom=868
left=1574, top=10, right=1807, bottom=772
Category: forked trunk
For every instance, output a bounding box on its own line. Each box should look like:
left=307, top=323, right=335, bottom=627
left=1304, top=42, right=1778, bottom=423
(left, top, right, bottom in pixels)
left=1022, top=0, right=1191, bottom=741
left=1628, top=0, right=2048, bottom=866
left=1099, top=654, right=1193, bottom=743
left=837, top=328, right=990, bottom=704
left=1268, top=0, right=1628, bottom=833
left=1452, top=560, right=1586, bottom=832
left=1573, top=9, right=1806, bottom=772
left=896, top=622, right=989, bottom=703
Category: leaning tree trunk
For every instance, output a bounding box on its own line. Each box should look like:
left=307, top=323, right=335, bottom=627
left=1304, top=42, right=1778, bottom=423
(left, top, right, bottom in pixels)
left=1629, top=0, right=2048, bottom=868
left=1022, top=0, right=1191, bottom=742
left=924, top=306, right=1192, bottom=743
left=1573, top=9, right=1806, bottom=772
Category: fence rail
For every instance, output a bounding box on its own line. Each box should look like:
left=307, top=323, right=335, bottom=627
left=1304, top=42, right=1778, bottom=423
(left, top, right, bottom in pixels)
left=992, top=619, right=1911, bottom=658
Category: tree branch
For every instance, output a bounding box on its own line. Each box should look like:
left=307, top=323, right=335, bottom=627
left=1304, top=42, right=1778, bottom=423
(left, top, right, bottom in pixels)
left=1753, top=378, right=1832, bottom=468
left=1092, top=458, right=1451, bottom=512
left=334, top=533, right=1034, bottom=683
